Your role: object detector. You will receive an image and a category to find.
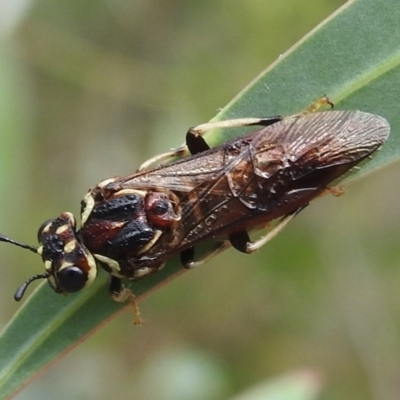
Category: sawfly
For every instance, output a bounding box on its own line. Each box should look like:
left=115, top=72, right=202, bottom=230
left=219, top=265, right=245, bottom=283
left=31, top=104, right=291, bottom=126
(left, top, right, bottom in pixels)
left=0, top=99, right=390, bottom=307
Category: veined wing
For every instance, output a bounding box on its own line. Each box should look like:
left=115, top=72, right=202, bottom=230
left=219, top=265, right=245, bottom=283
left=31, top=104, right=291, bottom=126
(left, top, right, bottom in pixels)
left=120, top=110, right=389, bottom=245
left=250, top=110, right=389, bottom=180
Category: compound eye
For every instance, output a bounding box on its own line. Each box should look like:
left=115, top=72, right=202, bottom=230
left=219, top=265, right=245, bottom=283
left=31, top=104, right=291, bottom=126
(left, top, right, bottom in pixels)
left=57, top=266, right=87, bottom=293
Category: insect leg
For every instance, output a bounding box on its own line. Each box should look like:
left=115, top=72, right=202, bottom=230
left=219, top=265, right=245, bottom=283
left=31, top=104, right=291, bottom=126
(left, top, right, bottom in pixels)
left=186, top=116, right=283, bottom=155
left=109, top=276, right=143, bottom=325
left=180, top=247, right=195, bottom=266
left=230, top=206, right=306, bottom=254
left=138, top=147, right=188, bottom=171
left=228, top=230, right=251, bottom=253
left=186, top=96, right=333, bottom=157
left=303, top=96, right=334, bottom=114
left=139, top=115, right=283, bottom=170
left=181, top=241, right=230, bottom=269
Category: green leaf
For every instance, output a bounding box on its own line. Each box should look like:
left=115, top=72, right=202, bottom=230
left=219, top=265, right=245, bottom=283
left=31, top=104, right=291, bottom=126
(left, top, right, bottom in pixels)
left=208, top=0, right=400, bottom=178
left=1, top=0, right=400, bottom=397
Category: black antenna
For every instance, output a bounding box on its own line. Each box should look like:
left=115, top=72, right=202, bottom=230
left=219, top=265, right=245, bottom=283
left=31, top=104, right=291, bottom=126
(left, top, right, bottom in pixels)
left=0, top=233, right=44, bottom=300
left=0, top=233, right=38, bottom=253
left=14, top=273, right=50, bottom=301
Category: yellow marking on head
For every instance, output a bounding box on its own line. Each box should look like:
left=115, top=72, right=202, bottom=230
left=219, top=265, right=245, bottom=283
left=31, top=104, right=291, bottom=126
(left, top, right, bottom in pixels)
left=136, top=230, right=162, bottom=255
left=56, top=224, right=69, bottom=235
left=64, top=240, right=77, bottom=253
left=81, top=193, right=95, bottom=225
left=41, top=222, right=52, bottom=234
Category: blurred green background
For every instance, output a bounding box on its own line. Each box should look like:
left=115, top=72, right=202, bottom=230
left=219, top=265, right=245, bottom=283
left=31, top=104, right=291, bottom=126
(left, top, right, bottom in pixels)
left=2, top=0, right=400, bottom=399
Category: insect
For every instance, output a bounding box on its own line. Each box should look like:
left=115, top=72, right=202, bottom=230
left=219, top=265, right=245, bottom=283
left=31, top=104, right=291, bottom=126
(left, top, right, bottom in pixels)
left=0, top=103, right=390, bottom=306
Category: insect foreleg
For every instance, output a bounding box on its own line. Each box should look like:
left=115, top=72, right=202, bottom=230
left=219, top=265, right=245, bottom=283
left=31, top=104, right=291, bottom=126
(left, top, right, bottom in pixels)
left=109, top=275, right=143, bottom=325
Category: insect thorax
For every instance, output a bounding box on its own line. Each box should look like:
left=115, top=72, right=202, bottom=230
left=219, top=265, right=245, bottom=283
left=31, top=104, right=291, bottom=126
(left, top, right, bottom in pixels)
left=79, top=180, right=182, bottom=279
